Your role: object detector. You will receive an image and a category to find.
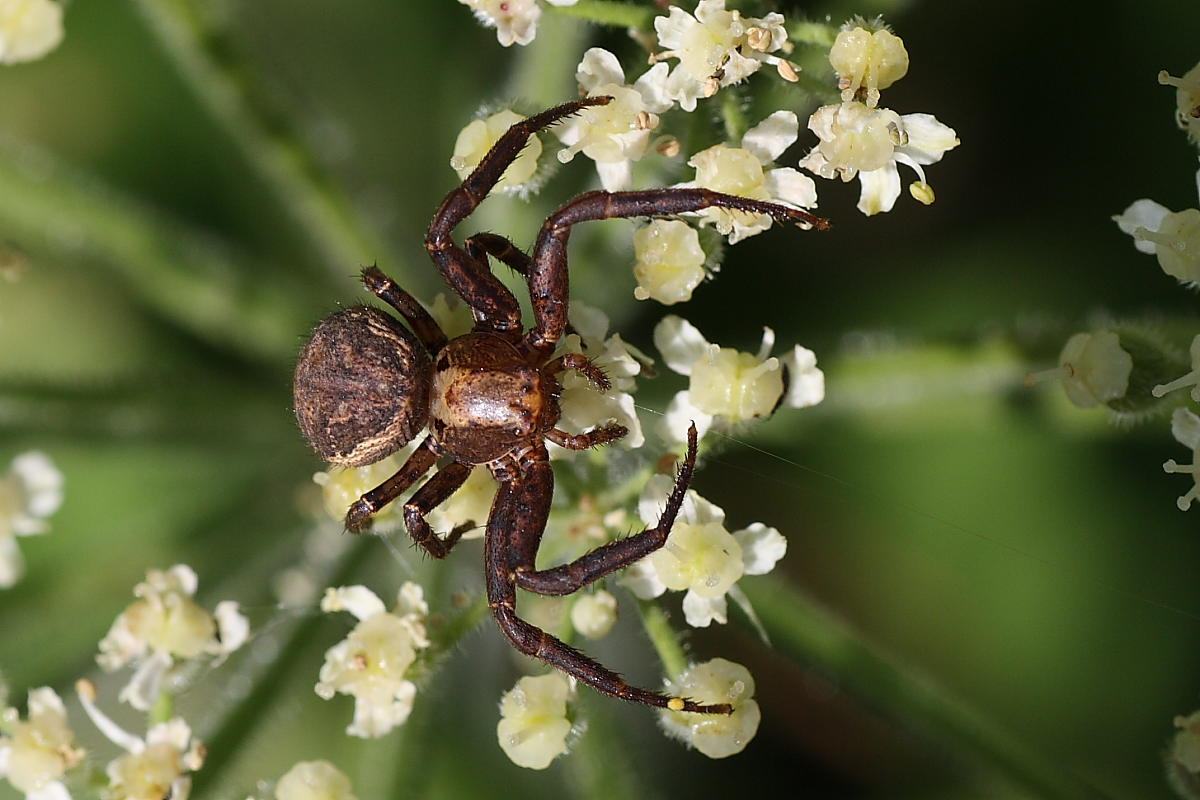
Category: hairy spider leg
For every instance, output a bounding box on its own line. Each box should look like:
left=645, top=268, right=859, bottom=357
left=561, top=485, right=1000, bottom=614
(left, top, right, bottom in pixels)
left=401, top=460, right=476, bottom=558
left=345, top=436, right=440, bottom=532
left=360, top=266, right=448, bottom=353
left=542, top=352, right=628, bottom=450
left=486, top=427, right=730, bottom=714
left=523, top=188, right=829, bottom=357
left=424, top=97, right=613, bottom=335
left=464, top=232, right=533, bottom=278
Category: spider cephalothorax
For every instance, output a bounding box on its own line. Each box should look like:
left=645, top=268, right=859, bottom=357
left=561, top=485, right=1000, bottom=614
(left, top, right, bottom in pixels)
left=293, top=97, right=826, bottom=714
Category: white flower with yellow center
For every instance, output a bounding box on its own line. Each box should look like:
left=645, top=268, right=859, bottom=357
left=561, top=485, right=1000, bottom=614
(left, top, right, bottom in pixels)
left=1025, top=331, right=1133, bottom=409
left=1164, top=408, right=1200, bottom=511
left=554, top=48, right=672, bottom=191
left=75, top=680, right=205, bottom=800
left=0, top=450, right=63, bottom=588
left=799, top=100, right=959, bottom=216
left=680, top=111, right=818, bottom=243
left=829, top=23, right=909, bottom=107
left=624, top=475, right=786, bottom=627
left=450, top=109, right=542, bottom=194
left=0, top=687, right=83, bottom=800
left=632, top=219, right=707, bottom=305
left=97, top=565, right=250, bottom=712
left=274, top=760, right=358, bottom=800
left=316, top=582, right=430, bottom=738
left=1159, top=62, right=1200, bottom=145
left=653, top=0, right=795, bottom=112
left=496, top=673, right=574, bottom=770
left=653, top=315, right=824, bottom=446
left=0, top=0, right=63, bottom=65
left=658, top=659, right=760, bottom=758
left=549, top=301, right=649, bottom=454
left=1113, top=170, right=1200, bottom=285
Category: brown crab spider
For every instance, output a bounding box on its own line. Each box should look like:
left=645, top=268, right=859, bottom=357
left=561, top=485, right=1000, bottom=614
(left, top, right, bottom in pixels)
left=293, top=97, right=827, bottom=714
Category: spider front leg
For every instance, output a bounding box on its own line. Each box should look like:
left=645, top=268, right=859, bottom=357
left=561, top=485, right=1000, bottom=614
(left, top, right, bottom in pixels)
left=425, top=97, right=612, bottom=334
left=484, top=429, right=728, bottom=714
left=522, top=188, right=829, bottom=357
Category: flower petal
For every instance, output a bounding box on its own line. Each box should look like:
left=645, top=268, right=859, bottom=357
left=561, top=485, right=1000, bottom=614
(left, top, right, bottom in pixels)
left=733, top=522, right=786, bottom=575
left=856, top=163, right=902, bottom=216
left=682, top=589, right=728, bottom=627
left=741, top=110, right=799, bottom=163
left=654, top=315, right=710, bottom=376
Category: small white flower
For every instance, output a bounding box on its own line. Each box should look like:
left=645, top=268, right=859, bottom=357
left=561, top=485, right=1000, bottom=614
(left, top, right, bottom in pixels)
left=550, top=302, right=648, bottom=452
left=96, top=565, right=250, bottom=712
left=449, top=109, right=542, bottom=194
left=799, top=100, right=959, bottom=216
left=75, top=680, right=205, bottom=800
left=653, top=0, right=794, bottom=112
left=1113, top=170, right=1200, bottom=285
left=828, top=23, right=909, bottom=107
left=458, top=0, right=540, bottom=47
left=569, top=590, right=617, bottom=639
left=496, top=673, right=573, bottom=770
left=274, top=760, right=358, bottom=800
left=0, top=0, right=64, bottom=65
left=1158, top=62, right=1200, bottom=145
left=632, top=219, right=707, bottom=305
left=0, top=687, right=83, bottom=800
left=679, top=111, right=818, bottom=243
left=626, top=475, right=785, bottom=627
left=554, top=48, right=672, bottom=191
left=1164, top=408, right=1200, bottom=511
left=1025, top=331, right=1133, bottom=409
left=658, top=658, right=760, bottom=758
left=653, top=315, right=824, bottom=446
left=0, top=450, right=63, bottom=589
left=316, top=583, right=430, bottom=738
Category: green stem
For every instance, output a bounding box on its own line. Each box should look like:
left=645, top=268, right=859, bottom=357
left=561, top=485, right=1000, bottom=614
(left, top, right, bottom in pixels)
left=0, top=146, right=312, bottom=366
left=130, top=0, right=391, bottom=279
left=789, top=20, right=837, bottom=48
left=742, top=576, right=1101, bottom=800
left=636, top=599, right=688, bottom=679
left=546, top=0, right=657, bottom=31
left=149, top=690, right=175, bottom=727
left=720, top=88, right=749, bottom=143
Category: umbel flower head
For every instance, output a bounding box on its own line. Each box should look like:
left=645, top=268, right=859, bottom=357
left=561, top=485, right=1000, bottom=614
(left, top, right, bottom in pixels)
left=680, top=110, right=818, bottom=243
left=553, top=48, right=672, bottom=191
left=496, top=673, right=574, bottom=770
left=76, top=679, right=206, bottom=800
left=799, top=100, right=959, bottom=216
left=653, top=0, right=794, bottom=111
left=623, top=475, right=786, bottom=627
left=658, top=659, right=760, bottom=758
left=654, top=315, right=824, bottom=446
left=316, top=582, right=430, bottom=738
left=0, top=450, right=63, bottom=588
left=450, top=109, right=543, bottom=195
left=97, top=564, right=249, bottom=711
left=272, top=760, right=358, bottom=800
left=1113, top=169, right=1200, bottom=285
left=0, top=687, right=84, bottom=800
left=829, top=20, right=910, bottom=107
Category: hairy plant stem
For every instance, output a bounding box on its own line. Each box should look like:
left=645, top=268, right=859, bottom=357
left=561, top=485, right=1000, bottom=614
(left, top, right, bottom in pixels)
left=636, top=598, right=688, bottom=679
left=546, top=0, right=657, bottom=31
left=130, top=0, right=392, bottom=281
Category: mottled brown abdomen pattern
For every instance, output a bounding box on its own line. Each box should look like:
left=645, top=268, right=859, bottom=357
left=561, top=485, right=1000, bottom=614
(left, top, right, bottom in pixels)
left=293, top=305, right=432, bottom=466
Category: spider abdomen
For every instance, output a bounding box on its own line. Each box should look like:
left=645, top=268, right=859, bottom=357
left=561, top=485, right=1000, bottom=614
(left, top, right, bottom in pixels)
left=429, top=333, right=555, bottom=465
left=293, top=305, right=432, bottom=467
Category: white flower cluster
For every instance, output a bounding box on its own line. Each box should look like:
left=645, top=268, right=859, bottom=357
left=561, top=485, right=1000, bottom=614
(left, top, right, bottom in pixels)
left=97, top=564, right=249, bottom=712
left=315, top=582, right=430, bottom=738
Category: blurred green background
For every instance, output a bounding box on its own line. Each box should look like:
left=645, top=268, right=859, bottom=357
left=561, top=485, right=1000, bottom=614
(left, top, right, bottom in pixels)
left=2, top=1, right=1200, bottom=798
